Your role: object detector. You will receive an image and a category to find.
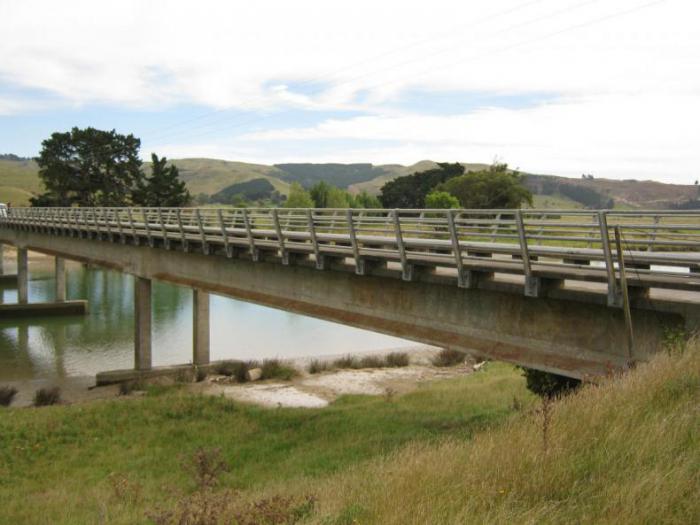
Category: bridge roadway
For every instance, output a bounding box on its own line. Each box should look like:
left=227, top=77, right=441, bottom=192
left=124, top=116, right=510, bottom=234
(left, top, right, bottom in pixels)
left=1, top=207, right=699, bottom=380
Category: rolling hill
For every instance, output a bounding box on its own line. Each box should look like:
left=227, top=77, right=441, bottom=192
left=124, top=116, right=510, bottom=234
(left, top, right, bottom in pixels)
left=1, top=154, right=698, bottom=209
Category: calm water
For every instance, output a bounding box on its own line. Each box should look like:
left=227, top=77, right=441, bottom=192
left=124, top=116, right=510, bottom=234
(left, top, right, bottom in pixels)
left=0, top=257, right=410, bottom=381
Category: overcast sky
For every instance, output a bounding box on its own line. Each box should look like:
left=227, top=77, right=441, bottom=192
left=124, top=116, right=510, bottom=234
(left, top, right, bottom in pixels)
left=1, top=0, right=698, bottom=182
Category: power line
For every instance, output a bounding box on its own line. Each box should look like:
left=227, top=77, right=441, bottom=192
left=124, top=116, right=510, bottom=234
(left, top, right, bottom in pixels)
left=147, top=0, right=667, bottom=147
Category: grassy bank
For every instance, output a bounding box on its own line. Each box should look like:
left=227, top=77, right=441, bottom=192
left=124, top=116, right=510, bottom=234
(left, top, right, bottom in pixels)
left=0, top=362, right=527, bottom=524
left=300, top=344, right=700, bottom=524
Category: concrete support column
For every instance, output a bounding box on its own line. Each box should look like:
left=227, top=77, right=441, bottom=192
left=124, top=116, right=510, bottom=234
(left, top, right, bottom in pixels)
left=134, top=277, right=152, bottom=371
left=55, top=257, right=66, bottom=302
left=17, top=248, right=28, bottom=304
left=192, top=289, right=210, bottom=365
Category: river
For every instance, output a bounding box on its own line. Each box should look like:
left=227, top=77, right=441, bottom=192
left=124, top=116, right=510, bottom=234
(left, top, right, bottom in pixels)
left=0, top=254, right=411, bottom=383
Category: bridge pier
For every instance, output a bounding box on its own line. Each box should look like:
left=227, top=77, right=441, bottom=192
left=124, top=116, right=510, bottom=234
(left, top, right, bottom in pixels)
left=134, top=277, right=152, bottom=371
left=17, top=247, right=28, bottom=304
left=55, top=256, right=66, bottom=302
left=193, top=289, right=210, bottom=365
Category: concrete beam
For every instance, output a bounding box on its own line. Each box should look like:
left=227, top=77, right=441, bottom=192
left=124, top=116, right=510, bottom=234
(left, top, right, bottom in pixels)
left=134, top=277, right=152, bottom=371
left=55, top=256, right=66, bottom=302
left=192, top=289, right=210, bottom=365
left=17, top=247, right=28, bottom=304
left=0, top=227, right=694, bottom=379
left=0, top=300, right=88, bottom=317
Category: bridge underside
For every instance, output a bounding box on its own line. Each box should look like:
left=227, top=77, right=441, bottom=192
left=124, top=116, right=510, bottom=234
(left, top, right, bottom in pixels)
left=0, top=228, right=695, bottom=379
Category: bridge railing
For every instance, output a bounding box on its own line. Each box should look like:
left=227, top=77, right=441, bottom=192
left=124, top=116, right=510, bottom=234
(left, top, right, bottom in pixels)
left=2, top=207, right=700, bottom=300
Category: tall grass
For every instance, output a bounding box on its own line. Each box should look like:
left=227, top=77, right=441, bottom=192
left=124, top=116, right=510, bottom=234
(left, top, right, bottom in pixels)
left=305, top=343, right=700, bottom=524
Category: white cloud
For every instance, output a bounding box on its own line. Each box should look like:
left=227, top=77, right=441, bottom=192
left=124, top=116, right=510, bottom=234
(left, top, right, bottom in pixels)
left=2, top=0, right=700, bottom=180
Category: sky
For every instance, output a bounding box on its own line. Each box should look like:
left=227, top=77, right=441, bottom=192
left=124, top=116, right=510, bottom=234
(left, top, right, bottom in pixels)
left=0, top=0, right=698, bottom=183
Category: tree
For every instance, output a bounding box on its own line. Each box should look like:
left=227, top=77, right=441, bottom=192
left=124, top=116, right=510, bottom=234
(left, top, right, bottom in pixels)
left=284, top=182, right=314, bottom=208
left=32, top=127, right=143, bottom=207
left=436, top=164, right=532, bottom=209
left=425, top=191, right=460, bottom=209
left=134, top=154, right=190, bottom=207
left=353, top=190, right=382, bottom=209
left=379, top=162, right=464, bottom=208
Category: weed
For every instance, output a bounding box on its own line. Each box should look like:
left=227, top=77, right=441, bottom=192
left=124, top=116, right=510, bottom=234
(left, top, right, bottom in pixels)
left=432, top=348, right=465, bottom=367
left=386, top=352, right=410, bottom=367
left=215, top=360, right=250, bottom=383
left=260, top=359, right=298, bottom=381
left=332, top=355, right=357, bottom=369
left=119, top=380, right=145, bottom=396
left=0, top=386, right=18, bottom=407
left=186, top=448, right=229, bottom=491
left=195, top=368, right=208, bottom=382
left=33, top=386, right=61, bottom=407
left=358, top=355, right=385, bottom=368
left=308, top=359, right=331, bottom=374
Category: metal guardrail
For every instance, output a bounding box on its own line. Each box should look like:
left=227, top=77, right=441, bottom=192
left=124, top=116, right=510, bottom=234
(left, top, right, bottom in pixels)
left=2, top=207, right=700, bottom=305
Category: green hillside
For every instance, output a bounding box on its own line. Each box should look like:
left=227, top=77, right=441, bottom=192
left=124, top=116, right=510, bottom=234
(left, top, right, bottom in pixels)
left=0, top=159, right=42, bottom=206
left=1, top=154, right=698, bottom=209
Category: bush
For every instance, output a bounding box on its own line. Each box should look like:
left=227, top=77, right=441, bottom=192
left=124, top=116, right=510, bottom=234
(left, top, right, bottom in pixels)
left=386, top=352, right=410, bottom=367
left=520, top=367, right=581, bottom=398
left=260, top=359, right=298, bottom=381
left=33, top=386, right=61, bottom=406
left=307, top=359, right=331, bottom=374
left=215, top=361, right=250, bottom=383
left=432, top=349, right=465, bottom=367
left=0, top=386, right=18, bottom=407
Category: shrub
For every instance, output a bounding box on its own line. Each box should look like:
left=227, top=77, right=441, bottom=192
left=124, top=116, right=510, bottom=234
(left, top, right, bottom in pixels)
left=332, top=355, right=358, bottom=369
left=260, top=359, right=298, bottom=381
left=520, top=367, right=581, bottom=398
left=358, top=356, right=385, bottom=369
left=307, top=359, right=331, bottom=374
left=215, top=361, right=250, bottom=383
left=386, top=352, right=410, bottom=367
left=33, top=386, right=61, bottom=406
left=0, top=386, right=18, bottom=407
left=432, top=349, right=465, bottom=367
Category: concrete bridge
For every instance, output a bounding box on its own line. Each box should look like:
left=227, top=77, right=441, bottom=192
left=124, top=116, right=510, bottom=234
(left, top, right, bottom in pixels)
left=1, top=206, right=699, bottom=381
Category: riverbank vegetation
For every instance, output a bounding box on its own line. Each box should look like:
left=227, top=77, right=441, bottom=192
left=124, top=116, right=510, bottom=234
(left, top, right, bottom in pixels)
left=0, top=362, right=525, bottom=523
left=1, top=344, right=698, bottom=523
left=307, top=351, right=410, bottom=374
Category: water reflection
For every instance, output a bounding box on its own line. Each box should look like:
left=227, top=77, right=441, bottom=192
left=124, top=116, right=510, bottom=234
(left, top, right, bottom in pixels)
left=0, top=257, right=409, bottom=381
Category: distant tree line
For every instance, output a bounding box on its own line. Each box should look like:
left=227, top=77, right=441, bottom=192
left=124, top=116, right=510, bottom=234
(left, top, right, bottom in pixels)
left=31, top=127, right=190, bottom=207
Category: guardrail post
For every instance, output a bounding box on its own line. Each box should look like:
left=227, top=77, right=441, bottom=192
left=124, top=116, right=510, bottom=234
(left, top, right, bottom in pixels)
left=128, top=208, right=139, bottom=245
left=614, top=226, right=634, bottom=361
left=196, top=209, right=209, bottom=255
left=347, top=209, right=365, bottom=275
left=393, top=210, right=413, bottom=281
left=157, top=208, right=170, bottom=249
left=242, top=209, right=259, bottom=262
left=217, top=209, right=233, bottom=257
left=142, top=209, right=153, bottom=247
left=515, top=210, right=540, bottom=297
left=176, top=208, right=188, bottom=251
left=599, top=211, right=622, bottom=307
left=116, top=208, right=125, bottom=243
left=272, top=209, right=288, bottom=264
left=447, top=210, right=474, bottom=288
left=308, top=209, right=325, bottom=269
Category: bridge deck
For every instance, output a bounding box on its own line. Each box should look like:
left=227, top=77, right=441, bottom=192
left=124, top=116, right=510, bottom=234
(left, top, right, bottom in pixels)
left=3, top=207, right=700, bottom=301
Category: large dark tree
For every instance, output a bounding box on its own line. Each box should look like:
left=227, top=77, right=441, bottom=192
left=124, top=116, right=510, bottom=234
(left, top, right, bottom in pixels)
left=134, top=154, right=190, bottom=207
left=379, top=162, right=464, bottom=208
left=32, top=127, right=143, bottom=207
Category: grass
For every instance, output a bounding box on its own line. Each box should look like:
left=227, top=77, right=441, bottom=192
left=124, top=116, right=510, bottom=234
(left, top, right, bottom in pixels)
left=298, top=343, right=700, bottom=524
left=0, top=362, right=526, bottom=524
left=431, top=348, right=466, bottom=367
left=324, top=352, right=411, bottom=372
